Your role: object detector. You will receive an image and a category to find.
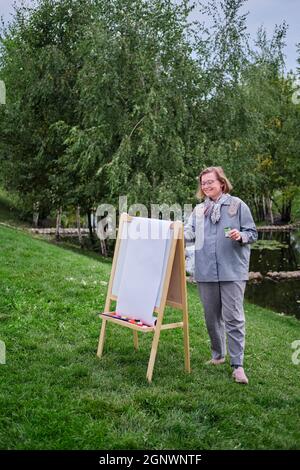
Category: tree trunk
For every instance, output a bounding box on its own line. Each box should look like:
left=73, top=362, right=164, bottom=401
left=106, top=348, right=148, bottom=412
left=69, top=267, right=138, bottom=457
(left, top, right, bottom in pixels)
left=87, top=210, right=95, bottom=244
left=254, top=195, right=264, bottom=222
left=100, top=237, right=107, bottom=257
left=76, top=205, right=83, bottom=248
left=253, top=196, right=259, bottom=222
left=92, top=208, right=97, bottom=234
left=97, top=218, right=108, bottom=257
left=262, top=195, right=267, bottom=221
left=55, top=207, right=62, bottom=241
left=32, top=201, right=40, bottom=228
left=266, top=195, right=274, bottom=224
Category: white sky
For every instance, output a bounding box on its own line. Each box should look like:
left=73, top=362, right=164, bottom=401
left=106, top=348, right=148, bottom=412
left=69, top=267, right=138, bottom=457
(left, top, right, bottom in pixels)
left=0, top=0, right=299, bottom=72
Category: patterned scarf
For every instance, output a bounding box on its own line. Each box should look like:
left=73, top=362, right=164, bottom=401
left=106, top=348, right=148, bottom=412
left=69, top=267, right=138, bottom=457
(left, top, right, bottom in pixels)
left=204, top=193, right=230, bottom=224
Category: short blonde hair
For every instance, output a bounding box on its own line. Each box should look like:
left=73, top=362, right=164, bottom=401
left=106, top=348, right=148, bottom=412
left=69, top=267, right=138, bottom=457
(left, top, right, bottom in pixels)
left=196, top=166, right=233, bottom=199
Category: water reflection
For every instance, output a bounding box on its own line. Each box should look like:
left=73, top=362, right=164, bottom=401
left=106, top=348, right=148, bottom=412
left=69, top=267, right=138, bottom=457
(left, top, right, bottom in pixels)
left=246, top=229, right=300, bottom=319
left=250, top=230, right=300, bottom=273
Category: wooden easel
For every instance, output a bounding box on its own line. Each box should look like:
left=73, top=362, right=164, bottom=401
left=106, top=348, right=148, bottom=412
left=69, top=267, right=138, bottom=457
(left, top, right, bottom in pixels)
left=97, top=213, right=190, bottom=382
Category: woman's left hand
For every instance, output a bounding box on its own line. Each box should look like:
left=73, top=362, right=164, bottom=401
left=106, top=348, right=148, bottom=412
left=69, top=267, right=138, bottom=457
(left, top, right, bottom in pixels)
left=229, top=229, right=242, bottom=241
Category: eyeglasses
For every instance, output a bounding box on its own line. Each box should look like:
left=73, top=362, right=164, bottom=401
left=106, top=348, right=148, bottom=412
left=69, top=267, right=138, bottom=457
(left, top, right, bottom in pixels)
left=201, top=179, right=218, bottom=187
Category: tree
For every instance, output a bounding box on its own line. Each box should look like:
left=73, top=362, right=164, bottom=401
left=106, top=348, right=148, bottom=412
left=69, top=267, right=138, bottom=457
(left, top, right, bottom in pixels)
left=67, top=0, right=205, bottom=210
left=0, top=0, right=96, bottom=219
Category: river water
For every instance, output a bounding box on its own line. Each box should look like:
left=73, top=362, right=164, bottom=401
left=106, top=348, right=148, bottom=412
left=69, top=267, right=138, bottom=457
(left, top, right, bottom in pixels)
left=246, top=229, right=300, bottom=319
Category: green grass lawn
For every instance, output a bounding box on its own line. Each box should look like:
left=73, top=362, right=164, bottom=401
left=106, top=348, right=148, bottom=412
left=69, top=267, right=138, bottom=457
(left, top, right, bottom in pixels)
left=0, top=225, right=300, bottom=450
left=0, top=188, right=27, bottom=227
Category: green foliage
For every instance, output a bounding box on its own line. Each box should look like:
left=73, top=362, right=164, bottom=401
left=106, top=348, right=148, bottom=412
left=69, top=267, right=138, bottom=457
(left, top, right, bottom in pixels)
left=71, top=0, right=202, bottom=207
left=0, top=0, right=96, bottom=214
left=0, top=0, right=299, bottom=223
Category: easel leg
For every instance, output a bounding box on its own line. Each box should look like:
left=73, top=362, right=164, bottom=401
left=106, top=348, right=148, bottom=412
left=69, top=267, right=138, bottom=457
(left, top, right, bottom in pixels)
left=146, top=327, right=162, bottom=383
left=133, top=331, right=139, bottom=351
left=179, top=227, right=191, bottom=373
left=97, top=318, right=107, bottom=358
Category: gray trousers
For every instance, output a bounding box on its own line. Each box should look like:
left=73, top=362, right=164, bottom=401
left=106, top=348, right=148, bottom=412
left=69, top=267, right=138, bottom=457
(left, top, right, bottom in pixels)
left=197, top=281, right=246, bottom=366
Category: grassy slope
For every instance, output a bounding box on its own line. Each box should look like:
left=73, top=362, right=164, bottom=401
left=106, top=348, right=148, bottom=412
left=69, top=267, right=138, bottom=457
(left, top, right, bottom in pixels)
left=0, top=188, right=24, bottom=226
left=0, top=225, right=300, bottom=450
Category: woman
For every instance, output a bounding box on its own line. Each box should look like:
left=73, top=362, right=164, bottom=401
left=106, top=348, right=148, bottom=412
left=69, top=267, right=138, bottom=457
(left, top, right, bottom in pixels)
left=184, top=166, right=257, bottom=384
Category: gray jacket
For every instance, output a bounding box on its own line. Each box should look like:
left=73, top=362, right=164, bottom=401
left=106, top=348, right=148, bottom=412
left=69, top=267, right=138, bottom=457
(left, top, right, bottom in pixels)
left=184, top=196, right=258, bottom=282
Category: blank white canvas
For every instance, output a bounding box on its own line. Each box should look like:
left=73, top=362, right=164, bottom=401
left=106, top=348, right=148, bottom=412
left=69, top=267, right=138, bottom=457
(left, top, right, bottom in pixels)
left=112, top=221, right=173, bottom=309
left=115, top=217, right=172, bottom=326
